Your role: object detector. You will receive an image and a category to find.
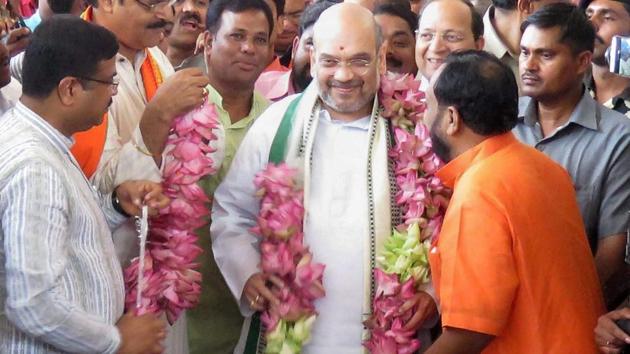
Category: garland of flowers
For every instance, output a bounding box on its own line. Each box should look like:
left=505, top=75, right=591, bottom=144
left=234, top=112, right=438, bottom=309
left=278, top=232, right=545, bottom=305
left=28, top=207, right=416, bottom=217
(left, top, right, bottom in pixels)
left=251, top=164, right=325, bottom=353
left=252, top=73, right=448, bottom=353
left=364, top=73, right=449, bottom=353
left=123, top=102, right=221, bottom=324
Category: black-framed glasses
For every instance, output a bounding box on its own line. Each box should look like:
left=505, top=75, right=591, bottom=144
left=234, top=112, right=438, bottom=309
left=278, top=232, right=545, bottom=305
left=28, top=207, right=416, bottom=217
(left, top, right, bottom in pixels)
left=77, top=76, right=120, bottom=89
left=134, top=0, right=175, bottom=12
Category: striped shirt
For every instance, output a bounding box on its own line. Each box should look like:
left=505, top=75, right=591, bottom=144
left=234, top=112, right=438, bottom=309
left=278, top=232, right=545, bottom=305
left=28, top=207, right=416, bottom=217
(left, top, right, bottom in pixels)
left=0, top=102, right=126, bottom=353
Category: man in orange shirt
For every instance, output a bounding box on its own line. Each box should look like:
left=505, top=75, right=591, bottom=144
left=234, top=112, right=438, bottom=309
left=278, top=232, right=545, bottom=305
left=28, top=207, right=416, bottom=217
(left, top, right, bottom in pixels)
left=423, top=50, right=604, bottom=353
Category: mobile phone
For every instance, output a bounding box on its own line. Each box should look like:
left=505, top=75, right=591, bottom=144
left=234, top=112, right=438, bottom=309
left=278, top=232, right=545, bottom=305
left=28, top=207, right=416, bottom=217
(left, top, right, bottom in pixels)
left=607, top=35, right=630, bottom=78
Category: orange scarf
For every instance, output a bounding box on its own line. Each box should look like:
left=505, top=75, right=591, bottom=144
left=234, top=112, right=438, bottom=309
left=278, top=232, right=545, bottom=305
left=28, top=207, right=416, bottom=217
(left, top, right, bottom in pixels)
left=71, top=6, right=163, bottom=178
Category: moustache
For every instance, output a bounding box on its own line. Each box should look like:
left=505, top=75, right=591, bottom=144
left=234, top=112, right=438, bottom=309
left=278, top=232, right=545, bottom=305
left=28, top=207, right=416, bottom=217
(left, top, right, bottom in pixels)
left=386, top=55, right=403, bottom=68
left=147, top=19, right=168, bottom=29
left=521, top=70, right=541, bottom=81
left=180, top=12, right=202, bottom=25
left=328, top=79, right=363, bottom=89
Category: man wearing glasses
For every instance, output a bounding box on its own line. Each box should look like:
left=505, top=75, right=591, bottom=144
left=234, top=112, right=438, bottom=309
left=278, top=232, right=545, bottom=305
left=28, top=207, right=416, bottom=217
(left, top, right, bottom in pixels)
left=274, top=0, right=305, bottom=58
left=71, top=0, right=211, bottom=352
left=415, top=0, right=485, bottom=88
left=212, top=3, right=436, bottom=353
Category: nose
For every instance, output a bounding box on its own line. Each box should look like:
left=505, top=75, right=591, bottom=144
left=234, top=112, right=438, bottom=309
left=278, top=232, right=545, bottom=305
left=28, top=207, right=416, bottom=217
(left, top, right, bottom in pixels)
left=182, top=0, right=195, bottom=14
left=428, top=35, right=447, bottom=54
left=333, top=63, right=354, bottom=82
left=521, top=53, right=537, bottom=73
left=241, top=38, right=255, bottom=54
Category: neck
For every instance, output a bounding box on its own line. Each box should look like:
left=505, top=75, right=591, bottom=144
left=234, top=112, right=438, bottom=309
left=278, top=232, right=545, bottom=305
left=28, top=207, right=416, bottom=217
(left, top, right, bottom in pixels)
left=166, top=44, right=195, bottom=67
left=492, top=7, right=522, bottom=56
left=20, top=96, right=75, bottom=137
left=536, top=84, right=583, bottom=137
left=207, top=73, right=254, bottom=123
left=92, top=10, right=141, bottom=63
left=591, top=63, right=630, bottom=104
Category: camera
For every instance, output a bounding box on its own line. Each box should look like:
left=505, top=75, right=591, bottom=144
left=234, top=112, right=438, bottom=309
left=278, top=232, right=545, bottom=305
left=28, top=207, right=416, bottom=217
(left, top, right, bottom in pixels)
left=606, top=35, right=630, bottom=78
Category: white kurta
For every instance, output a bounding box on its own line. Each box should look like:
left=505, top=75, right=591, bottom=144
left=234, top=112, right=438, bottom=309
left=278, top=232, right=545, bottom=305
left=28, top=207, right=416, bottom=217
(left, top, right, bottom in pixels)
left=211, top=95, right=372, bottom=353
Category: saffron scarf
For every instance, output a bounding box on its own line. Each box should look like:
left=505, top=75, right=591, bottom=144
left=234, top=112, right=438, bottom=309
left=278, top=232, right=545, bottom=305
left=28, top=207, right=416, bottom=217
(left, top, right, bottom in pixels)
left=70, top=6, right=163, bottom=178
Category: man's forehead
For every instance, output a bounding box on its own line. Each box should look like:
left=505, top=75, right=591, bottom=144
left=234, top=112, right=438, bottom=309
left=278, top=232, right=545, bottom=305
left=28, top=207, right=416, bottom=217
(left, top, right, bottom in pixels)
left=220, top=10, right=269, bottom=33
left=419, top=0, right=472, bottom=31
left=588, top=0, right=630, bottom=13
left=521, top=25, right=563, bottom=48
left=375, top=14, right=413, bottom=36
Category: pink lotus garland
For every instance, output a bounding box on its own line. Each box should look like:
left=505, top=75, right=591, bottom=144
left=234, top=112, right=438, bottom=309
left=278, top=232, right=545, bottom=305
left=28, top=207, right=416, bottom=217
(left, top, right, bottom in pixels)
left=364, top=73, right=449, bottom=353
left=123, top=102, right=220, bottom=324
left=252, top=164, right=325, bottom=353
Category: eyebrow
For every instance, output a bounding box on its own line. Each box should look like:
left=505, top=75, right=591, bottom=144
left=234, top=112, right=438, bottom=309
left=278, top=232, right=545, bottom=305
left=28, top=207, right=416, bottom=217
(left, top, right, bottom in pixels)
left=319, top=52, right=373, bottom=60
left=392, top=30, right=412, bottom=38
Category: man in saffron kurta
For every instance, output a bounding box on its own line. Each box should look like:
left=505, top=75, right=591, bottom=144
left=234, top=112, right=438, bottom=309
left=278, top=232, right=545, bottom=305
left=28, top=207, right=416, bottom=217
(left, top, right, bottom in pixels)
left=423, top=51, right=604, bottom=353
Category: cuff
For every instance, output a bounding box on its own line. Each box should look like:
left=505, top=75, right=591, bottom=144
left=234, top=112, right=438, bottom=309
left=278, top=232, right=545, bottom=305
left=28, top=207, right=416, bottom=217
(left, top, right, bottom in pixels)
left=101, top=325, right=122, bottom=354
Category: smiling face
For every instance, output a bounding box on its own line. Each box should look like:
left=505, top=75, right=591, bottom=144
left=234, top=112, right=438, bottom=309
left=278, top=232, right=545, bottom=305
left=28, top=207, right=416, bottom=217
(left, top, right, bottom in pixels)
left=311, top=3, right=385, bottom=120
left=276, top=0, right=305, bottom=53
left=375, top=13, right=417, bottom=75
left=205, top=9, right=271, bottom=89
left=108, top=0, right=174, bottom=51
left=415, top=0, right=483, bottom=80
left=168, top=0, right=209, bottom=52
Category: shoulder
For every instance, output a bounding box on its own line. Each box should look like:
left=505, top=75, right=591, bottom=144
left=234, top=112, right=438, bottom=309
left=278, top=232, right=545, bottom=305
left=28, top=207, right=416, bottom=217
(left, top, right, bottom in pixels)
left=147, top=47, right=175, bottom=78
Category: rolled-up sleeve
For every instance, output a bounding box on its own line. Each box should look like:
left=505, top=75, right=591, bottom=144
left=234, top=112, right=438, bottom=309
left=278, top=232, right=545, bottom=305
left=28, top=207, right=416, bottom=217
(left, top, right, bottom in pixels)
left=1, top=161, right=121, bottom=353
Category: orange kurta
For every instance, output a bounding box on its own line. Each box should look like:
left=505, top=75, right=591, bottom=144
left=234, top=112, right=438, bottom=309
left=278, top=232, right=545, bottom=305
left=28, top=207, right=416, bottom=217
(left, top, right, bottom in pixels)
left=430, top=132, right=604, bottom=354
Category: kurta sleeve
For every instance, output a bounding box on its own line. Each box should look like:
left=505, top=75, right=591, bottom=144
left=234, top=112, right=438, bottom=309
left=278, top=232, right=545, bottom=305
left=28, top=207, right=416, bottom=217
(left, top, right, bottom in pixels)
left=1, top=160, right=121, bottom=354
left=211, top=97, right=290, bottom=316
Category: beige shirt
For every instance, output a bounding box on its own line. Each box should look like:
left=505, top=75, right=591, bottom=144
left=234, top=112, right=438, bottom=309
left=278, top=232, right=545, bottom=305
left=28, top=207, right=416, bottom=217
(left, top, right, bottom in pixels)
left=483, top=7, right=520, bottom=90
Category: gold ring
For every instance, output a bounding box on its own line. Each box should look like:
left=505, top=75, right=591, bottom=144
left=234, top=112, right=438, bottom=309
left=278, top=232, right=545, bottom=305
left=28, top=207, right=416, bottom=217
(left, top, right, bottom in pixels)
left=254, top=294, right=261, bottom=303
left=250, top=298, right=256, bottom=307
left=202, top=87, right=208, bottom=96
left=606, top=340, right=611, bottom=346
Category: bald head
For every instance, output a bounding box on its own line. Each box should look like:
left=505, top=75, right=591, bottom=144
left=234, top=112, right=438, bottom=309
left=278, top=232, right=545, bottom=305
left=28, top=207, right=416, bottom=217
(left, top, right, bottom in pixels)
left=313, top=3, right=382, bottom=53
left=310, top=3, right=386, bottom=121
left=344, top=0, right=376, bottom=11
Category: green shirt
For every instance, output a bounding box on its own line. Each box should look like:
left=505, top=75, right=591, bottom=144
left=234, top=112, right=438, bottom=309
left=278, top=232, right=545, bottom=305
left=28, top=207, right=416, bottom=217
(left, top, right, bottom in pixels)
left=189, top=85, right=268, bottom=354
left=200, top=84, right=269, bottom=196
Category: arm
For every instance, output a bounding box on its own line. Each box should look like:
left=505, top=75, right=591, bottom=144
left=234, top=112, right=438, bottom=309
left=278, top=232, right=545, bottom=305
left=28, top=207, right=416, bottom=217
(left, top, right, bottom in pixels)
left=1, top=161, right=120, bottom=354
left=424, top=327, right=494, bottom=354
left=210, top=98, right=290, bottom=316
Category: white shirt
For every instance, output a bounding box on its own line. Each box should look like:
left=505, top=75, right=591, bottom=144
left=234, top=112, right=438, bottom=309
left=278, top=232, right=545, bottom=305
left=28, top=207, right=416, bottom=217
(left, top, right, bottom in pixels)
left=0, top=78, right=21, bottom=115
left=211, top=95, right=370, bottom=353
left=0, top=102, right=126, bottom=354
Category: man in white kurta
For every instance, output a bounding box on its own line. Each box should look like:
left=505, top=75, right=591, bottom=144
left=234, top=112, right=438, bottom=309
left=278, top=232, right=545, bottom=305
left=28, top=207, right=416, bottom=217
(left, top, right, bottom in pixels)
left=211, top=4, right=437, bottom=353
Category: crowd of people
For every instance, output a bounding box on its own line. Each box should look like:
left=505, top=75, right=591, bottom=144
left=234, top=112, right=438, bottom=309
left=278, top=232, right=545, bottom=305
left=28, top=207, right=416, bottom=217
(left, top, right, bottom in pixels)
left=0, top=0, right=628, bottom=353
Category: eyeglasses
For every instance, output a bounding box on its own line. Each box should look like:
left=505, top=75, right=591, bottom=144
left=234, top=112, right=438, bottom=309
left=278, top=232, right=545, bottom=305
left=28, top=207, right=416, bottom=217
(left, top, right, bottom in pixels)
left=134, top=0, right=175, bottom=12
left=77, top=76, right=120, bottom=89
left=318, top=57, right=373, bottom=75
left=415, top=30, right=466, bottom=44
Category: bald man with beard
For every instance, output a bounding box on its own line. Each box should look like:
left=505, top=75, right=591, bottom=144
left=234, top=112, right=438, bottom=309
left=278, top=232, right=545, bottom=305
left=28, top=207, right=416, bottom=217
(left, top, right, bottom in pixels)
left=212, top=3, right=437, bottom=353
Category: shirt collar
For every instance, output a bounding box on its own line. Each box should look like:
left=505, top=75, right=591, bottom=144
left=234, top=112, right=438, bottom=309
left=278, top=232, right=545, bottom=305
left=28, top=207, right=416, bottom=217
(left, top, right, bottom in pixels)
left=436, top=132, right=518, bottom=189
left=518, top=88, right=599, bottom=131
left=483, top=7, right=517, bottom=60
left=15, top=101, right=74, bottom=152
left=205, top=84, right=269, bottom=129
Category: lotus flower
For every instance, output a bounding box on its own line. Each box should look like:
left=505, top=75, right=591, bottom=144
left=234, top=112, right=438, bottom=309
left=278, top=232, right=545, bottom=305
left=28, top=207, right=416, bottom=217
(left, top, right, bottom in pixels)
left=123, top=101, right=220, bottom=323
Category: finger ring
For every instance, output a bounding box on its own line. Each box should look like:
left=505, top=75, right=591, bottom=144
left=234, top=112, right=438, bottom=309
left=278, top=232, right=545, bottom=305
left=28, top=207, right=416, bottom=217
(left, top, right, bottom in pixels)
left=201, top=87, right=208, bottom=96
left=254, top=294, right=261, bottom=303
left=606, top=340, right=611, bottom=346
left=249, top=298, right=256, bottom=307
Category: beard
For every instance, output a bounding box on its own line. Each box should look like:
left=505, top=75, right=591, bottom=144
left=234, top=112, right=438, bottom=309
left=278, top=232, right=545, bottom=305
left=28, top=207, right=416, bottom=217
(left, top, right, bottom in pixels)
left=320, top=78, right=373, bottom=114
left=292, top=64, right=312, bottom=92
left=429, top=115, right=452, bottom=164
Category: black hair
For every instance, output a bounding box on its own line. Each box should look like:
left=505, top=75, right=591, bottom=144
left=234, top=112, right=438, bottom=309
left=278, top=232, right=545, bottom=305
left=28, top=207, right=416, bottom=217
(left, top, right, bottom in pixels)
left=271, top=0, right=285, bottom=16
left=581, top=0, right=630, bottom=17
left=206, top=0, right=275, bottom=38
left=375, top=2, right=418, bottom=33
left=521, top=2, right=595, bottom=54
left=22, top=15, right=119, bottom=98
left=492, top=0, right=516, bottom=10
left=48, top=0, right=77, bottom=13
left=434, top=50, right=518, bottom=135
left=421, top=0, right=484, bottom=40
left=298, top=0, right=335, bottom=36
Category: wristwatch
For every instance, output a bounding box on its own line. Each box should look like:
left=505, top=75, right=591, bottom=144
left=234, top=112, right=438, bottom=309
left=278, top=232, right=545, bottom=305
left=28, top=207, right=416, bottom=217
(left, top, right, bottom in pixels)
left=112, top=190, right=131, bottom=217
